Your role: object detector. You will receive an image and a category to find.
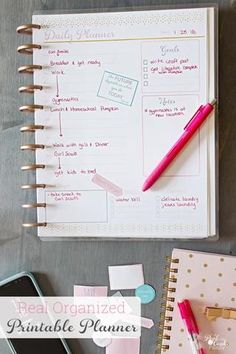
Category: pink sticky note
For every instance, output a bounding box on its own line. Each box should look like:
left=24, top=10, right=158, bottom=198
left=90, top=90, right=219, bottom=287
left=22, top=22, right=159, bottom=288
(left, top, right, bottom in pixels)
left=106, top=338, right=140, bottom=354
left=73, top=285, right=108, bottom=297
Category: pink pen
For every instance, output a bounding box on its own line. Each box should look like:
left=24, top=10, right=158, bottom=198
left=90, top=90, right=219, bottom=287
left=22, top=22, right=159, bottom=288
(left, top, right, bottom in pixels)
left=178, top=299, right=205, bottom=354
left=142, top=99, right=216, bottom=192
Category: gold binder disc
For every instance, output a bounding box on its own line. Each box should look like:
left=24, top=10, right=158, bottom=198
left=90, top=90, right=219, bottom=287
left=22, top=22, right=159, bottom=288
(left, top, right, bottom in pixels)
left=22, top=222, right=47, bottom=228
left=21, top=164, right=45, bottom=171
left=19, top=85, right=43, bottom=93
left=17, top=44, right=41, bottom=54
left=21, top=184, right=46, bottom=189
left=19, top=104, right=44, bottom=112
left=21, top=144, right=45, bottom=151
left=22, top=203, right=46, bottom=208
left=18, top=65, right=42, bottom=73
left=20, top=125, right=44, bottom=132
left=16, top=24, right=41, bottom=35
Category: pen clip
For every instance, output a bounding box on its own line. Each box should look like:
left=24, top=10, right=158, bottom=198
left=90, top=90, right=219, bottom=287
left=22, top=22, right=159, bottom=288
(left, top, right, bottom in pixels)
left=184, top=105, right=204, bottom=130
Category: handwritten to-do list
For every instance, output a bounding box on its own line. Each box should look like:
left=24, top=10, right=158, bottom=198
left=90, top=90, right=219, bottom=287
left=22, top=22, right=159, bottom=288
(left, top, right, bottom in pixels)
left=32, top=8, right=216, bottom=238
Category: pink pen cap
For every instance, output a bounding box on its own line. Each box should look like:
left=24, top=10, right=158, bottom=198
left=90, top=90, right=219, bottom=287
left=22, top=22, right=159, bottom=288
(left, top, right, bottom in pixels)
left=178, top=300, right=194, bottom=333
left=183, top=299, right=199, bottom=334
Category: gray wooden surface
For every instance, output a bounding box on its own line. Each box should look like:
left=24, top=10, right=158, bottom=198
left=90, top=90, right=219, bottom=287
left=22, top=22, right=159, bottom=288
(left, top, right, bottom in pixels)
left=0, top=0, right=236, bottom=353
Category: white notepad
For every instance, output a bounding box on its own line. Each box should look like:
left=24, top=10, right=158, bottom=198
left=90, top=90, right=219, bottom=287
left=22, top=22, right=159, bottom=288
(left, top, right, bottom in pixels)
left=29, top=7, right=217, bottom=238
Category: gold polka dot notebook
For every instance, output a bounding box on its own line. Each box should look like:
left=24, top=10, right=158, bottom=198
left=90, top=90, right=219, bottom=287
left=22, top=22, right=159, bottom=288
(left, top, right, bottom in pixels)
left=158, top=249, right=236, bottom=354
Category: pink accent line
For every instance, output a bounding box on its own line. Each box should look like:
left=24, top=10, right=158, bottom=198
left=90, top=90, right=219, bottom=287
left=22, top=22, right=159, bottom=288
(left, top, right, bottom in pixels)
left=92, top=174, right=123, bottom=197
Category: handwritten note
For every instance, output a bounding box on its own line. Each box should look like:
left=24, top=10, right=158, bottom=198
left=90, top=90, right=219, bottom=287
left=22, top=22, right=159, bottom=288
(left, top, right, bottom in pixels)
left=97, top=71, right=139, bottom=106
left=142, top=94, right=199, bottom=176
left=141, top=40, right=200, bottom=92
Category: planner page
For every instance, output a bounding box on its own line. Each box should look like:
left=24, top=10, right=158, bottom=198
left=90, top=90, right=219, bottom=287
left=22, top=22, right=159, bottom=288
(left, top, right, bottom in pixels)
left=32, top=8, right=214, bottom=238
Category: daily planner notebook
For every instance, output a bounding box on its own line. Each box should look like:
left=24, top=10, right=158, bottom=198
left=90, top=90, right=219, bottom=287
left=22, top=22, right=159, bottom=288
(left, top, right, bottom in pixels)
left=158, top=249, right=236, bottom=354
left=17, top=6, right=217, bottom=239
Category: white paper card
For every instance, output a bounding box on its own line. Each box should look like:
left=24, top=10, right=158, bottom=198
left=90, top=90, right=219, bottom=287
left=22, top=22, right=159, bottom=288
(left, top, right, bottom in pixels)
left=108, top=264, right=144, bottom=290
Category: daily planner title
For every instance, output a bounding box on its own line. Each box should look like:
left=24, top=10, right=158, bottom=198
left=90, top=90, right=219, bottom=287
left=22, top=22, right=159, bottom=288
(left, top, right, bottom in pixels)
left=44, top=28, right=115, bottom=41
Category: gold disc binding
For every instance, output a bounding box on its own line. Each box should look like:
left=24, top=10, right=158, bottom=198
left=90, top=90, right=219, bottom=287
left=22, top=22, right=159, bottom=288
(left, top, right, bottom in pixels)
left=20, top=125, right=44, bottom=132
left=22, top=222, right=47, bottom=228
left=21, top=184, right=46, bottom=189
left=19, top=85, right=43, bottom=93
left=19, top=104, right=44, bottom=112
left=16, top=24, right=41, bottom=35
left=21, top=144, right=45, bottom=151
left=21, top=164, right=45, bottom=171
left=18, top=65, right=42, bottom=74
left=22, top=203, right=46, bottom=208
left=17, top=44, right=41, bottom=54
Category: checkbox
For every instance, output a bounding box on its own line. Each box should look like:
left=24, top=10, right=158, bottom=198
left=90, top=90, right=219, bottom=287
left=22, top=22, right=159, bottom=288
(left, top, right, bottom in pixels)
left=143, top=74, right=148, bottom=79
left=143, top=59, right=148, bottom=65
left=143, top=67, right=148, bottom=72
left=144, top=81, right=148, bottom=86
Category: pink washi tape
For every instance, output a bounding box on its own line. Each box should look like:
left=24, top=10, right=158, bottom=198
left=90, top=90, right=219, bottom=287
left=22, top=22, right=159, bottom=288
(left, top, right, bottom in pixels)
left=92, top=173, right=123, bottom=197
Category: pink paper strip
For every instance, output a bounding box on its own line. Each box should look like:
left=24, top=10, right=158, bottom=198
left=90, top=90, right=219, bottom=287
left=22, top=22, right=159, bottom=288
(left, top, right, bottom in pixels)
left=92, top=173, right=123, bottom=197
left=106, top=338, right=140, bottom=354
left=141, top=317, right=154, bottom=329
left=73, top=285, right=108, bottom=297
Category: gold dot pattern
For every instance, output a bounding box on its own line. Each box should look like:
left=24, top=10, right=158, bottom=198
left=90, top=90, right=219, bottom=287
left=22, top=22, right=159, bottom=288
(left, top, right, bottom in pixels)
left=185, top=284, right=190, bottom=288
left=218, top=273, right=222, bottom=277
left=187, top=269, right=191, bottom=273
left=202, top=278, right=206, bottom=282
left=203, top=263, right=208, bottom=267
left=216, top=288, right=221, bottom=292
left=220, top=258, right=224, bottom=262
left=34, top=10, right=205, bottom=28
left=231, top=297, right=235, bottom=302
left=200, top=293, right=204, bottom=298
